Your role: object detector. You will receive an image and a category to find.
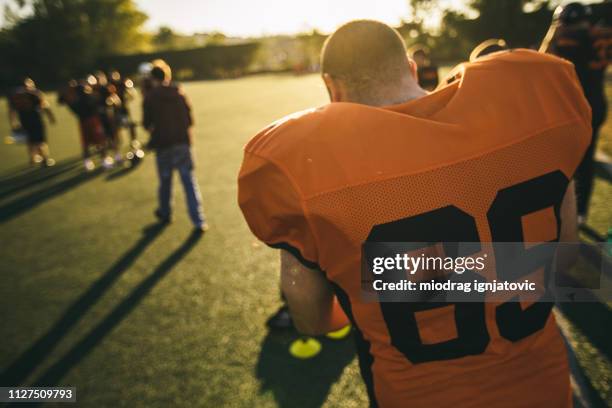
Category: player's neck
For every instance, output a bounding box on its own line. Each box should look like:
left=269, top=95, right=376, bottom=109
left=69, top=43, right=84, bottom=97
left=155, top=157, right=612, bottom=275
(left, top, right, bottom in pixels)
left=352, top=81, right=428, bottom=107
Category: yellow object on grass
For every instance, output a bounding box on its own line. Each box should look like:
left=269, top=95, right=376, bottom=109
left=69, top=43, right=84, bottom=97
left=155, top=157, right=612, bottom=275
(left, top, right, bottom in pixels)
left=289, top=337, right=322, bottom=359
left=326, top=324, right=352, bottom=339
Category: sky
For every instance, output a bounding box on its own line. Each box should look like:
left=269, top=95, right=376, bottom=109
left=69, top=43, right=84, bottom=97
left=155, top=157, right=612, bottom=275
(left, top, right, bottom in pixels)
left=0, top=0, right=470, bottom=37
left=136, top=0, right=413, bottom=37
left=135, top=0, right=480, bottom=36
left=3, top=0, right=588, bottom=37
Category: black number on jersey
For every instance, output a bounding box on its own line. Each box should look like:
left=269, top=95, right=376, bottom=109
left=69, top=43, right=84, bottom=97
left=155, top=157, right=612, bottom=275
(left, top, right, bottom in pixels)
left=367, top=170, right=569, bottom=364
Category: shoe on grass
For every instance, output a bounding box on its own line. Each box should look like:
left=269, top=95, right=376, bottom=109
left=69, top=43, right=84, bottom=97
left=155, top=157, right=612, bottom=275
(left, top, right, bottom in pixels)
left=266, top=305, right=294, bottom=330
left=84, top=158, right=95, bottom=172
left=154, top=209, right=171, bottom=224
left=193, top=223, right=210, bottom=234
left=102, top=156, right=115, bottom=170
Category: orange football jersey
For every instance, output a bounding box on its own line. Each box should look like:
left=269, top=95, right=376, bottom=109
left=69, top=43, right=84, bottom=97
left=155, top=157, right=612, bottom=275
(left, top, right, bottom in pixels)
left=238, top=50, right=591, bottom=407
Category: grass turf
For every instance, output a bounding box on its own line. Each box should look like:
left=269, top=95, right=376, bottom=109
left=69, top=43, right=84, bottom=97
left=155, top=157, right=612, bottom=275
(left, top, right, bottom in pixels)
left=0, top=74, right=609, bottom=407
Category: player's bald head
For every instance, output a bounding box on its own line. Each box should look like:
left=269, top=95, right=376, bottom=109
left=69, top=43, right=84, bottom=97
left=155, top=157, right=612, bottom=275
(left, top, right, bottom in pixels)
left=321, top=20, right=411, bottom=97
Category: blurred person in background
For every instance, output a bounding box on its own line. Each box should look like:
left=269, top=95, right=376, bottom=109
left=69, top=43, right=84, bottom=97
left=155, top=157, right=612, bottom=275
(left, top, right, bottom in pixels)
left=138, top=61, right=158, bottom=99
left=540, top=2, right=611, bottom=224
left=91, top=71, right=122, bottom=168
left=58, top=80, right=107, bottom=171
left=143, top=60, right=208, bottom=232
left=408, top=45, right=439, bottom=91
left=109, top=70, right=141, bottom=153
left=8, top=78, right=56, bottom=167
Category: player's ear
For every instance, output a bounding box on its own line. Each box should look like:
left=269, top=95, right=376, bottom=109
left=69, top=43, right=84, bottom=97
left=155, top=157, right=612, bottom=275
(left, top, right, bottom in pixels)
left=322, top=73, right=344, bottom=103
left=407, top=56, right=418, bottom=80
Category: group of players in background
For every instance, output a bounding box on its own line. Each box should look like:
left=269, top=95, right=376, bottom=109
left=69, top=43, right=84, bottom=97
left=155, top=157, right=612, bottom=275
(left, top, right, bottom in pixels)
left=7, top=69, right=143, bottom=171
left=57, top=70, right=143, bottom=171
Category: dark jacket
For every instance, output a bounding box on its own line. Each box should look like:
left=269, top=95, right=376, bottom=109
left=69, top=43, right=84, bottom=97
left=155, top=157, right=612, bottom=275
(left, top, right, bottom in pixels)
left=143, top=84, right=193, bottom=149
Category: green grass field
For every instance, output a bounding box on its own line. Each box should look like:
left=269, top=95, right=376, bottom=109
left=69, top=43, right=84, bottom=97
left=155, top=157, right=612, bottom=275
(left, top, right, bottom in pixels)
left=0, top=74, right=610, bottom=407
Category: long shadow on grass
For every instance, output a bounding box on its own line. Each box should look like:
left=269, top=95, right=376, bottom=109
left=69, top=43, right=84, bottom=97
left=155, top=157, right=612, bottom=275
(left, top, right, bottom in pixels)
left=557, top=302, right=612, bottom=362
left=0, top=223, right=167, bottom=386
left=557, top=243, right=612, bottom=362
left=562, top=333, right=609, bottom=408
left=579, top=224, right=605, bottom=243
left=555, top=243, right=612, bottom=407
left=27, top=231, right=202, bottom=390
left=105, top=157, right=143, bottom=181
left=594, top=160, right=612, bottom=182
left=0, top=158, right=59, bottom=183
left=0, top=157, right=83, bottom=200
left=256, top=331, right=356, bottom=408
left=0, top=166, right=102, bottom=224
left=0, top=163, right=35, bottom=182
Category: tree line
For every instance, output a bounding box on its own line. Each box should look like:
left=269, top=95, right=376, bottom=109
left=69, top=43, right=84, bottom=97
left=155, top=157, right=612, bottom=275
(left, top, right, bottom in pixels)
left=1, top=0, right=606, bottom=89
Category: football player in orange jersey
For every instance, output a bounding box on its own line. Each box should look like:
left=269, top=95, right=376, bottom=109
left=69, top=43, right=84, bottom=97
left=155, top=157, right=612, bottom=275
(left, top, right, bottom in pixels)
left=239, top=20, right=590, bottom=407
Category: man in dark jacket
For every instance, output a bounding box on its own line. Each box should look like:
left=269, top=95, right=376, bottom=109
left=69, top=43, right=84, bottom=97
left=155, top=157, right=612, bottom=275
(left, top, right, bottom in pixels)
left=143, top=60, right=207, bottom=232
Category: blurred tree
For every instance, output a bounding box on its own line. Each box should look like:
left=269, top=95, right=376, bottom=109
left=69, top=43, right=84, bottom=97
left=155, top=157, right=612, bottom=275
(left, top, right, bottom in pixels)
left=206, top=31, right=227, bottom=45
left=0, top=0, right=148, bottom=86
left=151, top=26, right=211, bottom=50
left=404, top=0, right=554, bottom=61
left=408, top=0, right=437, bottom=26
left=153, top=26, right=179, bottom=50
left=460, top=0, right=553, bottom=47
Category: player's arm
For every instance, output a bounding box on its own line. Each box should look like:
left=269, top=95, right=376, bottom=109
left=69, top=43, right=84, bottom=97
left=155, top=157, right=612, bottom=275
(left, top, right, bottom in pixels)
left=7, top=95, right=19, bottom=129
left=43, top=108, right=56, bottom=124
left=142, top=96, right=154, bottom=132
left=40, top=94, right=56, bottom=124
left=280, top=249, right=338, bottom=335
left=556, top=180, right=579, bottom=272
left=180, top=91, right=195, bottom=144
left=239, top=150, right=349, bottom=335
left=8, top=105, right=18, bottom=129
left=142, top=97, right=158, bottom=149
left=183, top=93, right=193, bottom=127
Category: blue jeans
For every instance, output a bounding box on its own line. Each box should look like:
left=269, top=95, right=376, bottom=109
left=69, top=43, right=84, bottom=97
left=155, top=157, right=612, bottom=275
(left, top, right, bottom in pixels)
left=155, top=144, right=205, bottom=227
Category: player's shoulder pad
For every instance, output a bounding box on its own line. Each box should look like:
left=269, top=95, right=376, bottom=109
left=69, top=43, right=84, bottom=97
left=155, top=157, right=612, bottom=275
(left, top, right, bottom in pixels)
left=473, top=48, right=575, bottom=71
left=244, top=105, right=328, bottom=157
left=464, top=48, right=580, bottom=94
left=471, top=48, right=571, bottom=68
